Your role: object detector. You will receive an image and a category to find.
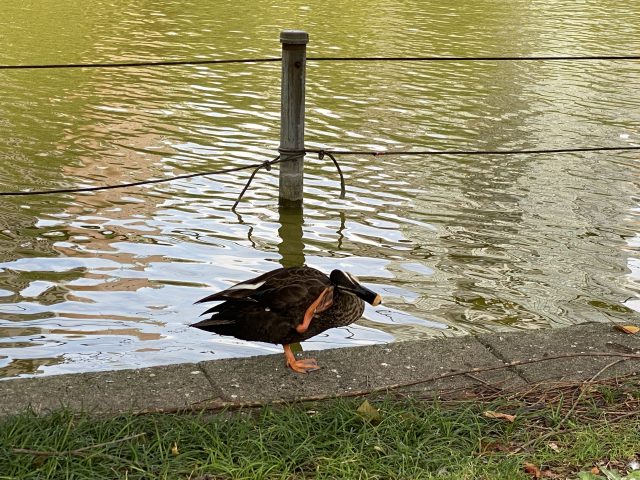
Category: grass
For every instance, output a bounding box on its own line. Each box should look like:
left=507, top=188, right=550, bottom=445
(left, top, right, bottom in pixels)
left=0, top=378, right=639, bottom=480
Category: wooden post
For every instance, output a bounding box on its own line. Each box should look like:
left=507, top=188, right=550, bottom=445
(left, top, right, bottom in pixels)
left=279, top=30, right=308, bottom=205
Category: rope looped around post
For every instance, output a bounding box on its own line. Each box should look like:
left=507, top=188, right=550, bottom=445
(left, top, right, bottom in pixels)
left=309, top=150, right=346, bottom=199
left=231, top=156, right=282, bottom=211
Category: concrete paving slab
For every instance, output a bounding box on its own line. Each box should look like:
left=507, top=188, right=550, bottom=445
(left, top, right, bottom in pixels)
left=0, top=362, right=214, bottom=416
left=0, top=322, right=638, bottom=418
left=477, top=323, right=640, bottom=384
left=196, top=336, right=525, bottom=405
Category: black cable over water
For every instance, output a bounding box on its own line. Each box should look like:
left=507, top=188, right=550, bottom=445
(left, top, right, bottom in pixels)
left=231, top=157, right=279, bottom=211
left=229, top=149, right=345, bottom=209
left=308, top=55, right=640, bottom=62
left=0, top=58, right=282, bottom=70
left=0, top=144, right=637, bottom=200
left=275, top=149, right=346, bottom=199
left=316, top=151, right=346, bottom=199
left=1, top=55, right=638, bottom=70
left=0, top=158, right=285, bottom=197
left=306, top=145, right=640, bottom=156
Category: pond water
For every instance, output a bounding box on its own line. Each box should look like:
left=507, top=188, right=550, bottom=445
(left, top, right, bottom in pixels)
left=1, top=0, right=639, bottom=378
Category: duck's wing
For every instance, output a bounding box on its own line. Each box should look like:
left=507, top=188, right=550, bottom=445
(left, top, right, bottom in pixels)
left=195, top=268, right=286, bottom=303
left=198, top=275, right=329, bottom=315
left=191, top=300, right=292, bottom=341
left=196, top=267, right=333, bottom=331
left=192, top=282, right=334, bottom=342
left=250, top=277, right=330, bottom=313
left=195, top=267, right=328, bottom=304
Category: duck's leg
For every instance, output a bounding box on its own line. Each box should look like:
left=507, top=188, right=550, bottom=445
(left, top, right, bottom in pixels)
left=283, top=344, right=320, bottom=373
left=296, top=286, right=334, bottom=334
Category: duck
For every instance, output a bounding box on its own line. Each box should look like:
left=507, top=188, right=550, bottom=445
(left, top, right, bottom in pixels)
left=191, top=266, right=382, bottom=373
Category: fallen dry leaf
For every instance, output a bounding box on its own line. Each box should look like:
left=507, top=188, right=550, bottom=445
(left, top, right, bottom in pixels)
left=484, top=410, right=516, bottom=422
left=171, top=442, right=179, bottom=455
left=548, top=441, right=560, bottom=452
left=615, top=325, right=640, bottom=335
left=541, top=469, right=562, bottom=479
left=356, top=400, right=382, bottom=423
left=524, top=462, right=542, bottom=479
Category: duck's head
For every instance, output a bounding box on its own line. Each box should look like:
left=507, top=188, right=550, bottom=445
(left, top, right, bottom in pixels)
left=329, top=270, right=383, bottom=306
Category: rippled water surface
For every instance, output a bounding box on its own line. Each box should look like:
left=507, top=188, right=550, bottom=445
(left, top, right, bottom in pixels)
left=1, top=0, right=639, bottom=378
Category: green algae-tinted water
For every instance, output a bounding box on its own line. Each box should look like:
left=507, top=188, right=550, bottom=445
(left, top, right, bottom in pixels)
left=0, top=0, right=639, bottom=377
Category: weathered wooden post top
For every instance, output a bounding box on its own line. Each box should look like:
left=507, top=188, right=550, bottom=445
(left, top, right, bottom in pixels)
left=279, top=30, right=308, bottom=205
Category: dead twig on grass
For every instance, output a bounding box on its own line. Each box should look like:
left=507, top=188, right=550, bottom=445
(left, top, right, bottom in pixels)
left=514, top=359, right=628, bottom=453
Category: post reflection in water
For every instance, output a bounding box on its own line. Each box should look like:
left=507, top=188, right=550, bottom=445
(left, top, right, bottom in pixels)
left=277, top=204, right=305, bottom=269
left=277, top=206, right=347, bottom=267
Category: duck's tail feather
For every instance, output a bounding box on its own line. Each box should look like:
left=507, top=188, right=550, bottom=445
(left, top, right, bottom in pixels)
left=190, top=317, right=235, bottom=329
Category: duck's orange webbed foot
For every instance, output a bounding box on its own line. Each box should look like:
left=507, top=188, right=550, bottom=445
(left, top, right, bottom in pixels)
left=283, top=344, right=320, bottom=373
